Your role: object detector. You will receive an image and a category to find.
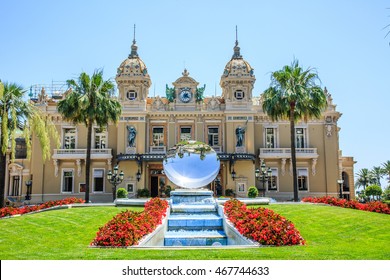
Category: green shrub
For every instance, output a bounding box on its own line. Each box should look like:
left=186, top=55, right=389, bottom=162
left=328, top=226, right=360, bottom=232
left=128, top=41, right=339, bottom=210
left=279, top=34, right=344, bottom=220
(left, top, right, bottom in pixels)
left=116, top=188, right=128, bottom=198
left=247, top=186, right=259, bottom=198
left=365, top=185, right=382, bottom=201
left=225, top=189, right=235, bottom=197
left=137, top=188, right=150, bottom=198
left=383, top=186, right=390, bottom=200
left=164, top=185, right=172, bottom=197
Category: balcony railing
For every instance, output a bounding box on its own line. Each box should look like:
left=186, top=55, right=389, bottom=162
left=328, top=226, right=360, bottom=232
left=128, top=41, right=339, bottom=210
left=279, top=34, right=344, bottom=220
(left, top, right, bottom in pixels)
left=149, top=146, right=166, bottom=154
left=259, top=148, right=318, bottom=159
left=53, top=148, right=112, bottom=160
left=212, top=146, right=222, bottom=153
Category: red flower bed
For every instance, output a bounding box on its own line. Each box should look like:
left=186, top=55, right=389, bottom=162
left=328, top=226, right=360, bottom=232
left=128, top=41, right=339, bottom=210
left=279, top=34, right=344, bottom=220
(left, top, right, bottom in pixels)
left=91, top=197, right=169, bottom=247
left=224, top=199, right=305, bottom=246
left=0, top=197, right=85, bottom=218
left=302, top=196, right=390, bottom=214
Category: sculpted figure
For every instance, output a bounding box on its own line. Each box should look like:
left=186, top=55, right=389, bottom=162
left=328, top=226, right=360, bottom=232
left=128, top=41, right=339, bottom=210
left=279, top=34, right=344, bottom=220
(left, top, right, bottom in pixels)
left=127, top=126, right=137, bottom=147
left=196, top=84, right=206, bottom=102
left=235, top=126, right=246, bottom=147
left=165, top=84, right=175, bottom=103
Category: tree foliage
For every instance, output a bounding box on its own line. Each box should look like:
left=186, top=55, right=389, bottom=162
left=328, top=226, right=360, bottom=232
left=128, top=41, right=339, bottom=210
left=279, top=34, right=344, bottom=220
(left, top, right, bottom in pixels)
left=382, top=160, right=390, bottom=185
left=57, top=70, right=122, bottom=203
left=0, top=81, right=59, bottom=207
left=365, top=185, right=383, bottom=201
left=262, top=60, right=327, bottom=201
left=355, top=168, right=375, bottom=191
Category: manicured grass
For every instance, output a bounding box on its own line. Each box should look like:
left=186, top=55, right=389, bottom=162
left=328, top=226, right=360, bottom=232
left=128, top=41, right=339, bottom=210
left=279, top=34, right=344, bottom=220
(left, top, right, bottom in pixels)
left=0, top=204, right=389, bottom=260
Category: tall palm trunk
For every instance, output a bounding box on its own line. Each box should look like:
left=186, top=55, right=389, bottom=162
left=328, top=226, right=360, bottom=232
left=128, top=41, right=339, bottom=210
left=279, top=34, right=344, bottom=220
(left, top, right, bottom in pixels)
left=290, top=102, right=299, bottom=202
left=0, top=138, right=6, bottom=207
left=85, top=120, right=92, bottom=203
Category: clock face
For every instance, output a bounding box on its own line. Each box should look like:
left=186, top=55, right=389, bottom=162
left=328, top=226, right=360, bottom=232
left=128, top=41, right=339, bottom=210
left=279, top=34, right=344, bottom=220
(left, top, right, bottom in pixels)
left=179, top=89, right=192, bottom=103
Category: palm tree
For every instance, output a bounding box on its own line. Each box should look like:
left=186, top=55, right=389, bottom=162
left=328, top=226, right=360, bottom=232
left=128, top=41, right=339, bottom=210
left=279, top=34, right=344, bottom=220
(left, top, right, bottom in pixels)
left=355, top=168, right=374, bottom=191
left=382, top=160, right=390, bottom=185
left=0, top=81, right=59, bottom=208
left=262, top=60, right=327, bottom=202
left=57, top=70, right=122, bottom=203
left=370, top=166, right=384, bottom=186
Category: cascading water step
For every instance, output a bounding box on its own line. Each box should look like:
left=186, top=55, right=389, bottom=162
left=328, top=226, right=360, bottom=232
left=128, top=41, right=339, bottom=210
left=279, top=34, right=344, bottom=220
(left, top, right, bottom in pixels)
left=171, top=204, right=217, bottom=213
left=164, top=189, right=228, bottom=246
left=168, top=213, right=223, bottom=230
left=164, top=211, right=227, bottom=246
left=164, top=230, right=227, bottom=246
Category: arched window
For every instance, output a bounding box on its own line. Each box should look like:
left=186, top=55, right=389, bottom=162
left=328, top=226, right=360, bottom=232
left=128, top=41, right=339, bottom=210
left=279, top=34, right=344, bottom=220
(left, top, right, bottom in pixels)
left=342, top=172, right=349, bottom=192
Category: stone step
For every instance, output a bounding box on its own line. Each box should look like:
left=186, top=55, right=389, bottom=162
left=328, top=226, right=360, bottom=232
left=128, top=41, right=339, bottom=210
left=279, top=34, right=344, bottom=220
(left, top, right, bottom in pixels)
left=168, top=213, right=223, bottom=229
left=164, top=230, right=227, bottom=246
left=171, top=204, right=217, bottom=213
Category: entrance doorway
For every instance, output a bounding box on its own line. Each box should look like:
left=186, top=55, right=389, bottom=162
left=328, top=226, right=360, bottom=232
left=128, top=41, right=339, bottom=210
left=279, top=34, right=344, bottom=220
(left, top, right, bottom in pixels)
left=151, top=176, right=159, bottom=197
left=150, top=168, right=166, bottom=197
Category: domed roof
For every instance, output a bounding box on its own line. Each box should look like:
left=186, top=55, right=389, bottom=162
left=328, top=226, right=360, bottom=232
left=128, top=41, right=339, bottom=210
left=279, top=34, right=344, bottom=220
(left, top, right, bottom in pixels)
left=116, top=40, right=149, bottom=78
left=222, top=40, right=254, bottom=78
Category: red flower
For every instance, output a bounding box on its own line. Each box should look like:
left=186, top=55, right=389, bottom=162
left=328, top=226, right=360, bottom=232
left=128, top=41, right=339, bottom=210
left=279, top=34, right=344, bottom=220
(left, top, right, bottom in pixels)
left=91, top=198, right=169, bottom=247
left=0, top=197, right=85, bottom=218
left=302, top=196, right=389, bottom=214
left=224, top=199, right=305, bottom=246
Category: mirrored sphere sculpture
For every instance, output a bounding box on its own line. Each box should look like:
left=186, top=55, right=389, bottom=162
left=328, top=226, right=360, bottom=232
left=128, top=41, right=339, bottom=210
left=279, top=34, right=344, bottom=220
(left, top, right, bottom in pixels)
left=163, top=141, right=220, bottom=189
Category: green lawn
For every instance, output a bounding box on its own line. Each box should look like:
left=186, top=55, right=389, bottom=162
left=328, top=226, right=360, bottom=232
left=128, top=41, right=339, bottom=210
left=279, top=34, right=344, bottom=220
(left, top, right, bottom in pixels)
left=0, top=204, right=389, bottom=260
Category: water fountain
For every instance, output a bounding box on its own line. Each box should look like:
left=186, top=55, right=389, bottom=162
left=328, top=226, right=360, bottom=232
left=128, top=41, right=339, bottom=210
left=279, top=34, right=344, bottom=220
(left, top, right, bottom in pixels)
left=135, top=141, right=260, bottom=247
left=163, top=141, right=227, bottom=246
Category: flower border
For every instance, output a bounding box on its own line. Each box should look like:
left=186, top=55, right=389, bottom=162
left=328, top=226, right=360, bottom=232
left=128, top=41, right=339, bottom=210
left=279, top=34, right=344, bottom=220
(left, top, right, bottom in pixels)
left=302, top=196, right=390, bottom=214
left=224, top=199, right=305, bottom=246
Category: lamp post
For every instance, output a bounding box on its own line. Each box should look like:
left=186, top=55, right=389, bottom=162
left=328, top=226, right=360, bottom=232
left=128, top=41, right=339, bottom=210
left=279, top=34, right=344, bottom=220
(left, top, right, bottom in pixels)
left=107, top=165, right=124, bottom=201
left=25, top=180, right=32, bottom=200
left=136, top=169, right=141, bottom=182
left=255, top=161, right=272, bottom=197
left=337, top=179, right=344, bottom=199
left=231, top=168, right=236, bottom=181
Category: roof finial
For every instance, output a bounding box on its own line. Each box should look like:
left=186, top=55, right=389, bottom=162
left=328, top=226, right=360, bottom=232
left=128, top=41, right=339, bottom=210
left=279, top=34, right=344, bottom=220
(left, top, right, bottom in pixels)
left=232, top=25, right=242, bottom=59
left=235, top=25, right=238, bottom=45
left=133, top=24, right=136, bottom=44
left=129, top=24, right=139, bottom=58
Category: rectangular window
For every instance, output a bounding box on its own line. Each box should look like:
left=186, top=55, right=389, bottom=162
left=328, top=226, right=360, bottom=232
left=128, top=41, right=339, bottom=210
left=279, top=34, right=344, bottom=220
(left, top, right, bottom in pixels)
left=11, top=176, right=20, bottom=196
left=62, top=170, right=74, bottom=193
left=127, top=183, right=134, bottom=193
left=93, top=169, right=104, bottom=192
left=94, top=127, right=107, bottom=149
left=267, top=169, right=278, bottom=191
left=127, top=90, right=137, bottom=100
left=63, top=128, right=76, bottom=149
left=298, top=169, right=308, bottom=191
left=180, top=126, right=192, bottom=142
left=234, top=90, right=245, bottom=100
left=208, top=127, right=219, bottom=146
left=237, top=182, right=245, bottom=192
left=295, top=128, right=306, bottom=148
left=152, top=127, right=165, bottom=146
left=265, top=128, right=276, bottom=148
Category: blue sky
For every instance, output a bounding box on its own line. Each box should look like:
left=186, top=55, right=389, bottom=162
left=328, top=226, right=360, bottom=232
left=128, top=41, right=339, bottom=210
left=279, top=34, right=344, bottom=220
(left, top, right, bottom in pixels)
left=1, top=0, right=389, bottom=182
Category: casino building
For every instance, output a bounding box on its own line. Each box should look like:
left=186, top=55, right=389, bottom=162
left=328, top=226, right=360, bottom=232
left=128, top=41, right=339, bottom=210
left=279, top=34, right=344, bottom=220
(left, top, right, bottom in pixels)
left=4, top=34, right=355, bottom=203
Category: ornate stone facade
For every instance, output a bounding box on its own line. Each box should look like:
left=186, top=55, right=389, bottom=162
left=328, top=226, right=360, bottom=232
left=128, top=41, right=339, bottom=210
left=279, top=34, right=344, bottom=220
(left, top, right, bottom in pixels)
left=5, top=34, right=355, bottom=203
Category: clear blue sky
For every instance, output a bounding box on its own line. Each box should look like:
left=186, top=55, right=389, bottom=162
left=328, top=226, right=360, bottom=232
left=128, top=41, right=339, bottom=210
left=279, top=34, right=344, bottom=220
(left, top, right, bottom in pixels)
left=1, top=0, right=389, bottom=182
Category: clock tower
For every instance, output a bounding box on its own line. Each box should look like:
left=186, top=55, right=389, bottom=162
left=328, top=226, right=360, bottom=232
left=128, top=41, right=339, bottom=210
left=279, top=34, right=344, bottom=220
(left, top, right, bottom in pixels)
left=167, top=69, right=205, bottom=110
